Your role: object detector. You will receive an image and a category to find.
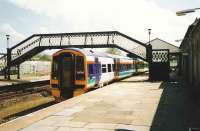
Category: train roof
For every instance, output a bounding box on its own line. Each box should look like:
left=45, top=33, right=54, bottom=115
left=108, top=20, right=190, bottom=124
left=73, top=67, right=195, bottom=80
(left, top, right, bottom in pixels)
left=58, top=48, right=132, bottom=59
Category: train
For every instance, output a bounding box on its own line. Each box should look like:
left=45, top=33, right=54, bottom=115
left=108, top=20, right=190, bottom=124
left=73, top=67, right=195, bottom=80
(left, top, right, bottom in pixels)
left=50, top=48, right=147, bottom=100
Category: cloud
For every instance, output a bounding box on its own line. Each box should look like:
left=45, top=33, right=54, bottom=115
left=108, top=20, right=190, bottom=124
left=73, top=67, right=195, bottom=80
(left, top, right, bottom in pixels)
left=9, top=0, right=194, bottom=46
left=0, top=23, right=25, bottom=51
left=39, top=27, right=49, bottom=34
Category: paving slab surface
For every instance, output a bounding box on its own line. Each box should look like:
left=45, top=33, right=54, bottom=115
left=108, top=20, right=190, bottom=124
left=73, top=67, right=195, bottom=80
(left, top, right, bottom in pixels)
left=0, top=75, right=186, bottom=131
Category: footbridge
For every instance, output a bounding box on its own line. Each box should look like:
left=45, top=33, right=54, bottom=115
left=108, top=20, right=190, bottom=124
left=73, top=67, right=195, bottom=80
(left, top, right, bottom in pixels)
left=0, top=31, right=168, bottom=81
left=0, top=31, right=151, bottom=79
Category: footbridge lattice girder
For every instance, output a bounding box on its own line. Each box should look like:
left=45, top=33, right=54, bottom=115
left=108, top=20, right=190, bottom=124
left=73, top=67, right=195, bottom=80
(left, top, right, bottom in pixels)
left=0, top=31, right=149, bottom=73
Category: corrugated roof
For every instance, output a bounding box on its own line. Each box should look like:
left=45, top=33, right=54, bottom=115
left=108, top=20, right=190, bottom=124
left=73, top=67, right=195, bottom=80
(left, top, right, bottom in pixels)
left=180, top=18, right=200, bottom=49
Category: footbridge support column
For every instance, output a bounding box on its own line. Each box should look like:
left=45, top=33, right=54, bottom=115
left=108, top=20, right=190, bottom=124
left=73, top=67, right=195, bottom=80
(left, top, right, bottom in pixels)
left=6, top=48, right=11, bottom=80
left=4, top=68, right=7, bottom=79
left=17, top=64, right=20, bottom=79
left=146, top=44, right=152, bottom=81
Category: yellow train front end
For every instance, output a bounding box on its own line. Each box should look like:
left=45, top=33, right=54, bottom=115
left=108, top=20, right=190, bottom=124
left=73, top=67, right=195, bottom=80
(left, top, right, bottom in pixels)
left=50, top=49, right=88, bottom=100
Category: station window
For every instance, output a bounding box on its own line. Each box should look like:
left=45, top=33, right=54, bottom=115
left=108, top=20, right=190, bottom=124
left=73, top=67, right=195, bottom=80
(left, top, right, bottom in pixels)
left=102, top=64, right=107, bottom=73
left=76, top=56, right=85, bottom=80
left=108, top=64, right=112, bottom=72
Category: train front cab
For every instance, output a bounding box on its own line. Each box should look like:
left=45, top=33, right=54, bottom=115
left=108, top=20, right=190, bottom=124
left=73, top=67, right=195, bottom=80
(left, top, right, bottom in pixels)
left=51, top=50, right=86, bottom=100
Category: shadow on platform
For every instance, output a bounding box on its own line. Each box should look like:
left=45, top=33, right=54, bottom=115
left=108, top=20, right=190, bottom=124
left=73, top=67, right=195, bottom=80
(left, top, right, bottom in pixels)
left=150, top=80, right=187, bottom=131
left=185, top=85, right=200, bottom=129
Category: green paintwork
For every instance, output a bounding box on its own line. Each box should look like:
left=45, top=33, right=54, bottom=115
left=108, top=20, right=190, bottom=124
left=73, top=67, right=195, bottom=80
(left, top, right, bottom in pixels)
left=119, top=70, right=134, bottom=77
left=88, top=75, right=96, bottom=85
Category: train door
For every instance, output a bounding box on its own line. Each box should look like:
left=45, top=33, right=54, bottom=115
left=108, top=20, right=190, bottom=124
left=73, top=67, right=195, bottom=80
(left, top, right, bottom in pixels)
left=115, top=58, right=120, bottom=76
left=60, top=55, right=74, bottom=98
left=94, top=57, right=101, bottom=85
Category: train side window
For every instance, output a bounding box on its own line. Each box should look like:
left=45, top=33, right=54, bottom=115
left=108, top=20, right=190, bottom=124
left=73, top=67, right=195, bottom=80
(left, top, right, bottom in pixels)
left=76, top=56, right=85, bottom=80
left=102, top=64, right=107, bottom=73
left=108, top=64, right=112, bottom=72
left=130, top=64, right=133, bottom=69
left=129, top=64, right=131, bottom=69
left=131, top=64, right=134, bottom=69
left=112, top=64, right=115, bottom=71
left=99, top=64, right=102, bottom=74
left=120, top=64, right=124, bottom=71
left=126, top=64, right=128, bottom=70
left=52, top=57, right=58, bottom=79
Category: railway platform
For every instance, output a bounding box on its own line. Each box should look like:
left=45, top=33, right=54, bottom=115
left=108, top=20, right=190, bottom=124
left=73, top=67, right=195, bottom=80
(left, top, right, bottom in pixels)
left=0, top=75, right=186, bottom=131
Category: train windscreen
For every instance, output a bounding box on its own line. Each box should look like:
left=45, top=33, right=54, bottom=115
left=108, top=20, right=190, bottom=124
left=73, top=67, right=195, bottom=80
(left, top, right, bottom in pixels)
left=76, top=56, right=85, bottom=80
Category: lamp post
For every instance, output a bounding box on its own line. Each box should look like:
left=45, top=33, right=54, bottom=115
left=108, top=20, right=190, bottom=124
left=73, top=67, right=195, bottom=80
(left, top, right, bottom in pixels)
left=6, top=34, right=10, bottom=49
left=176, top=8, right=200, bottom=16
left=148, top=29, right=151, bottom=45
left=147, top=29, right=152, bottom=81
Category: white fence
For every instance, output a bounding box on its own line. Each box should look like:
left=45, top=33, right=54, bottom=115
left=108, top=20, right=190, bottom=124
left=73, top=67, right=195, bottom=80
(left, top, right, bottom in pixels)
left=20, top=61, right=51, bottom=75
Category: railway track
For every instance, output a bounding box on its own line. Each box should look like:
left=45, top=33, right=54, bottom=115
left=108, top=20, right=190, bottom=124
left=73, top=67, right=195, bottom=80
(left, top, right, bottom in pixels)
left=0, top=80, right=50, bottom=100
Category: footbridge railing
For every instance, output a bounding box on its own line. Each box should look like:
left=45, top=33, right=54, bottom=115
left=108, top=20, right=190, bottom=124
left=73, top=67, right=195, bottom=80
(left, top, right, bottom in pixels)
left=0, top=31, right=150, bottom=79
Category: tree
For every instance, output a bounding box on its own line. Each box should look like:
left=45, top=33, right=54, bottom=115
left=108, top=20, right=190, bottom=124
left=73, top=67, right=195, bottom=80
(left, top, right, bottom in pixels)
left=106, top=48, right=122, bottom=55
left=31, top=54, right=52, bottom=61
left=39, top=54, right=52, bottom=61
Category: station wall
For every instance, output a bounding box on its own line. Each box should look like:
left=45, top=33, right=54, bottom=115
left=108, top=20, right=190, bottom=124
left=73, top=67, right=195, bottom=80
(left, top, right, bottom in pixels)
left=180, top=18, right=200, bottom=87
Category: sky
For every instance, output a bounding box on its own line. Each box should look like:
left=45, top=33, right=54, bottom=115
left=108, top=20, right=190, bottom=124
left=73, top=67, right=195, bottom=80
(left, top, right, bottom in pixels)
left=0, top=0, right=199, bottom=53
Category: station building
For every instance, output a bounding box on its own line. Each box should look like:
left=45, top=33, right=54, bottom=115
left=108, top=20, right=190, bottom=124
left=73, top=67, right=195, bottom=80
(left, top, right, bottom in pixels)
left=148, top=38, right=180, bottom=70
left=180, top=18, right=200, bottom=87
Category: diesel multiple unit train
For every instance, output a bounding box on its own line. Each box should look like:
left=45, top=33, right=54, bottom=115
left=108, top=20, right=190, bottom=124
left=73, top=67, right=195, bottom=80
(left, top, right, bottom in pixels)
left=51, top=48, right=147, bottom=100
